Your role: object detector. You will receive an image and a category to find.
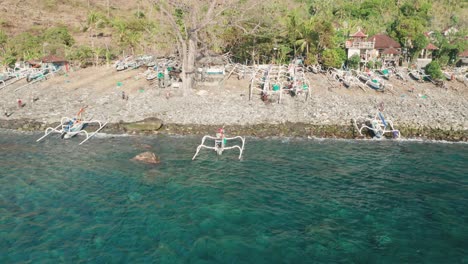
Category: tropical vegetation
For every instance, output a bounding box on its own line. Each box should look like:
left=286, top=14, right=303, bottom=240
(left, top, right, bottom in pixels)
left=0, top=0, right=466, bottom=74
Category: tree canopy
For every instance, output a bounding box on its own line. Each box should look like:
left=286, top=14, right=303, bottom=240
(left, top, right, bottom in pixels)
left=0, top=0, right=466, bottom=70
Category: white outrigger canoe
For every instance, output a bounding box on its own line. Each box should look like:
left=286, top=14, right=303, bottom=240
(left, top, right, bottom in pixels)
left=353, top=111, right=400, bottom=139
left=192, top=132, right=245, bottom=160
left=37, top=116, right=107, bottom=145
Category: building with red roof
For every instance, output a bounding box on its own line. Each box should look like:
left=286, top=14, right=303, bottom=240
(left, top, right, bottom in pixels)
left=368, top=34, right=401, bottom=66
left=345, top=29, right=375, bottom=62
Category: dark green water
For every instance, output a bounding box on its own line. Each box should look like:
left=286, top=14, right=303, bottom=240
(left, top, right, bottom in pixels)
left=0, top=131, right=467, bottom=263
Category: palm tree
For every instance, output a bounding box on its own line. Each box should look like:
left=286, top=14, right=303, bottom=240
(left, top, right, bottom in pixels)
left=295, top=19, right=316, bottom=58
left=286, top=11, right=300, bottom=57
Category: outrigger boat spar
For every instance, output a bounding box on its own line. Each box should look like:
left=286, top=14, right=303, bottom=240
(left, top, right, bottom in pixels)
left=37, top=107, right=108, bottom=145
left=352, top=105, right=400, bottom=139
left=192, top=128, right=245, bottom=160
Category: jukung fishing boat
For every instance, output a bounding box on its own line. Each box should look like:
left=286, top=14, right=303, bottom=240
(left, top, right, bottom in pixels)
left=358, top=73, right=370, bottom=83
left=353, top=107, right=400, bottom=139
left=409, top=70, right=423, bottom=82
left=192, top=128, right=245, bottom=160
left=366, top=78, right=385, bottom=91
left=394, top=69, right=407, bottom=81
left=377, top=69, right=390, bottom=80
left=26, top=68, right=49, bottom=82
left=37, top=107, right=107, bottom=145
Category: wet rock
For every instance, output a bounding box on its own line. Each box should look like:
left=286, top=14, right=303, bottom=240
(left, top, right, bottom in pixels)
left=131, top=151, right=161, bottom=164
left=122, top=117, right=163, bottom=132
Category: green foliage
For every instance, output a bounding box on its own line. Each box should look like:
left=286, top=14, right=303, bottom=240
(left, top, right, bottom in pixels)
left=134, top=11, right=145, bottom=19
left=278, top=45, right=293, bottom=64
left=0, top=30, right=7, bottom=49
left=366, top=60, right=374, bottom=69
left=314, top=19, right=335, bottom=50
left=450, top=15, right=459, bottom=26
left=321, top=48, right=344, bottom=69
left=7, top=33, right=42, bottom=60
left=1, top=0, right=466, bottom=68
left=110, top=17, right=152, bottom=54
left=304, top=52, right=317, bottom=65
left=425, top=60, right=443, bottom=80
left=347, top=54, right=360, bottom=70
left=174, top=8, right=186, bottom=36
left=42, top=26, right=75, bottom=46
left=409, top=33, right=429, bottom=61
left=2, top=54, right=16, bottom=67
left=341, top=0, right=381, bottom=20
left=389, top=17, right=426, bottom=46
left=68, top=45, right=93, bottom=66
left=0, top=25, right=75, bottom=63
left=374, top=60, right=382, bottom=69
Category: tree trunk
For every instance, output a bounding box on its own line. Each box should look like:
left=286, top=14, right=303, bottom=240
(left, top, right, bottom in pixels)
left=181, top=35, right=197, bottom=95
left=187, top=36, right=197, bottom=89
left=181, top=41, right=189, bottom=94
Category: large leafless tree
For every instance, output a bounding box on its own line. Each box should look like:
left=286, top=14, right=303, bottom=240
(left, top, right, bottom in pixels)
left=151, top=0, right=259, bottom=94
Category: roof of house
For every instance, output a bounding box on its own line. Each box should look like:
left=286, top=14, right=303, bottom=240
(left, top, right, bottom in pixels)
left=369, top=34, right=401, bottom=49
left=459, top=50, right=468, bottom=57
left=26, top=60, right=41, bottom=65
left=382, top=47, right=401, bottom=55
left=350, top=30, right=367, bottom=38
left=41, top=55, right=68, bottom=63
left=425, top=43, right=438, bottom=50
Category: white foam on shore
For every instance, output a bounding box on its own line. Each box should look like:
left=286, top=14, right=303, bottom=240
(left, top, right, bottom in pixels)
left=254, top=135, right=467, bottom=145
left=305, top=136, right=468, bottom=145
left=1, top=129, right=466, bottom=144
left=93, top=132, right=131, bottom=138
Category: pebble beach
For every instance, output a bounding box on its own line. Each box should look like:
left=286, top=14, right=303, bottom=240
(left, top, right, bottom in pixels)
left=0, top=65, right=467, bottom=140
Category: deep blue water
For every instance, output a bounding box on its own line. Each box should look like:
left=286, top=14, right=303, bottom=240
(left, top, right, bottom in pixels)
left=0, top=130, right=467, bottom=263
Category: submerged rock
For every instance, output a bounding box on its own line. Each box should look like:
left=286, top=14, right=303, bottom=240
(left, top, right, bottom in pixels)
left=131, top=151, right=160, bottom=164
left=128, top=192, right=142, bottom=202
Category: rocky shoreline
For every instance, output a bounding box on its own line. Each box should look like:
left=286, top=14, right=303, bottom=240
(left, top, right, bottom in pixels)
left=1, top=117, right=466, bottom=142
left=0, top=66, right=467, bottom=142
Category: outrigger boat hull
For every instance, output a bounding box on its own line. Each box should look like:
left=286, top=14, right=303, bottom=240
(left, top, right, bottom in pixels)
left=192, top=135, right=245, bottom=160
left=353, top=111, right=400, bottom=139
left=37, top=116, right=107, bottom=145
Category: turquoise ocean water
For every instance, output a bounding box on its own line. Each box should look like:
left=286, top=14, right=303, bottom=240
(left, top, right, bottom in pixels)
left=0, top=130, right=467, bottom=263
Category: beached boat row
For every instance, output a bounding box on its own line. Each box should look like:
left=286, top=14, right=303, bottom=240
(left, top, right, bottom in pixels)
left=321, top=65, right=468, bottom=92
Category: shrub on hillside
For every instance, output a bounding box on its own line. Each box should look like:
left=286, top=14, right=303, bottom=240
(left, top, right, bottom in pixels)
left=425, top=61, right=443, bottom=80
left=322, top=48, right=345, bottom=69
left=347, top=54, right=360, bottom=70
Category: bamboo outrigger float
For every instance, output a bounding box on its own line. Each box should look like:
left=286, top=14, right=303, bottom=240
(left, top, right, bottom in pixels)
left=37, top=107, right=108, bottom=145
left=192, top=128, right=245, bottom=160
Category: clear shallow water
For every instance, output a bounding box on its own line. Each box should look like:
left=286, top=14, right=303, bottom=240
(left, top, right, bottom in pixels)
left=0, top=131, right=467, bottom=263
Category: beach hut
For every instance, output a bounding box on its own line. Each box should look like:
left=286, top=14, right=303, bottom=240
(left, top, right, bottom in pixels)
left=41, top=55, right=69, bottom=72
